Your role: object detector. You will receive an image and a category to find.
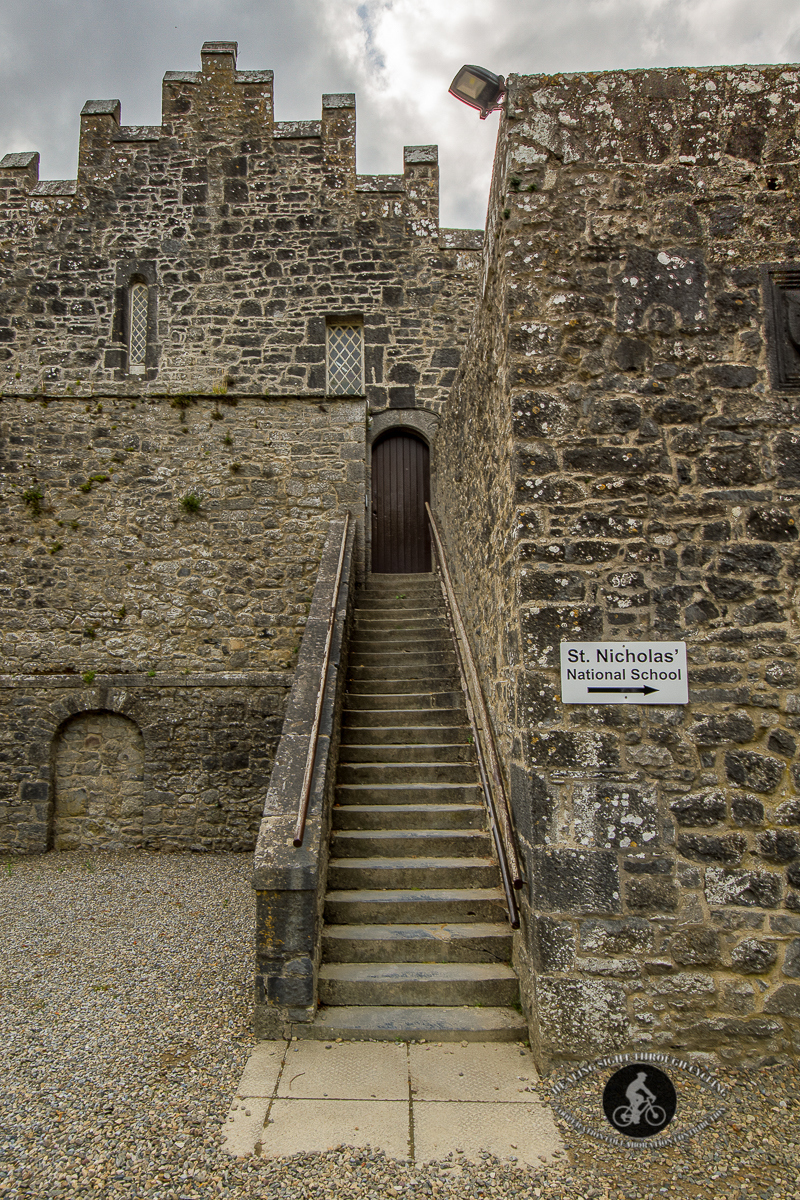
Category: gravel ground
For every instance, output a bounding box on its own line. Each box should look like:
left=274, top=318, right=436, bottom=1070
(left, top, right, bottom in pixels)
left=1, top=850, right=798, bottom=1200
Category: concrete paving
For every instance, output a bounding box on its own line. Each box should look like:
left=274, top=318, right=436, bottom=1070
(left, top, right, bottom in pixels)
left=223, top=1039, right=563, bottom=1165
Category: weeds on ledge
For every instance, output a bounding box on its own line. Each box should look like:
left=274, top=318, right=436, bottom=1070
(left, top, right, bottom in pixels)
left=181, top=493, right=202, bottom=513
left=80, top=474, right=110, bottom=493
left=22, top=486, right=43, bottom=517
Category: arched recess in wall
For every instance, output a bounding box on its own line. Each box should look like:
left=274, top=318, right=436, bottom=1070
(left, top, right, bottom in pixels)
left=50, top=712, right=145, bottom=851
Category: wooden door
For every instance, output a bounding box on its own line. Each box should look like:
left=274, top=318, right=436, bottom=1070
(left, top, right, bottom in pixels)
left=371, top=431, right=431, bottom=573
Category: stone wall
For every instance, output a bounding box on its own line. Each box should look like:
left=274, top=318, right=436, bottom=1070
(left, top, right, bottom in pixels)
left=435, top=63, right=800, bottom=1066
left=1, top=395, right=362, bottom=675
left=0, top=41, right=483, bottom=855
left=0, top=673, right=287, bottom=853
left=0, top=41, right=480, bottom=415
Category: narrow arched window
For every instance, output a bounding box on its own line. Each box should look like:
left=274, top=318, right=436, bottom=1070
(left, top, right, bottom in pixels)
left=129, top=282, right=148, bottom=374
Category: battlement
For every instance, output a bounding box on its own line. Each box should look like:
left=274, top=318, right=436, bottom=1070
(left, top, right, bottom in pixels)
left=0, top=42, right=441, bottom=227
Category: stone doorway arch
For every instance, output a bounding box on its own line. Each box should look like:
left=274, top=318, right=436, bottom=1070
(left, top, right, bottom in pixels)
left=51, top=712, right=145, bottom=851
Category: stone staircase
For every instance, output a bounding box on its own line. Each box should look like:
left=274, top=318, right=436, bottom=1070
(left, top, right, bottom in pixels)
left=309, top=572, right=525, bottom=1042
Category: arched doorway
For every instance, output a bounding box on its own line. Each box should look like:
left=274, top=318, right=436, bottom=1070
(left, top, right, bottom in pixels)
left=51, top=712, right=145, bottom=851
left=371, top=429, right=431, bottom=573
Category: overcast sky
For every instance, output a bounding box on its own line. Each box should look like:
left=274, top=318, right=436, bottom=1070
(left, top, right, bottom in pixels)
left=2, top=0, right=800, bottom=229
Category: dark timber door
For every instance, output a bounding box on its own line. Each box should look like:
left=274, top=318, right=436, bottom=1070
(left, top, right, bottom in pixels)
left=371, top=431, right=431, bottom=573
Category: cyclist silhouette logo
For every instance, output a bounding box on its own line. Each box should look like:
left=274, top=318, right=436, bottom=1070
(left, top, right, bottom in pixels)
left=602, top=1063, right=677, bottom=1138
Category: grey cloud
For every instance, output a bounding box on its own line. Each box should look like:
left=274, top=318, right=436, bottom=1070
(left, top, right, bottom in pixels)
left=2, top=0, right=800, bottom=230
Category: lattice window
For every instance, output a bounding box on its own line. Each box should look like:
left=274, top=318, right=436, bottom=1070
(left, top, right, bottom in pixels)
left=129, top=282, right=148, bottom=374
left=327, top=323, right=363, bottom=395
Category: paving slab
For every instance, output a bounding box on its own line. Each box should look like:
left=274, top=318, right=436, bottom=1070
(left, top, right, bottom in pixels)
left=221, top=1096, right=271, bottom=1157
left=412, top=1100, right=562, bottom=1166
left=225, top=1038, right=565, bottom=1163
left=277, top=1040, right=408, bottom=1100
left=262, top=1099, right=410, bottom=1158
left=409, top=1041, right=540, bottom=1102
left=235, top=1040, right=286, bottom=1098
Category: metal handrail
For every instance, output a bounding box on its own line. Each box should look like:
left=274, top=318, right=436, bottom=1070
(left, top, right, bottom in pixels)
left=426, top=504, right=523, bottom=929
left=293, top=512, right=350, bottom=847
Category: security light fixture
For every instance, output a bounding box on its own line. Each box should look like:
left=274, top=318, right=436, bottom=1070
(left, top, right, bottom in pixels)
left=449, top=65, right=506, bottom=119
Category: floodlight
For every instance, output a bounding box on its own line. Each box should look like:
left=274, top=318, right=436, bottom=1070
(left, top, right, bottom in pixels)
left=448, top=65, right=506, bottom=119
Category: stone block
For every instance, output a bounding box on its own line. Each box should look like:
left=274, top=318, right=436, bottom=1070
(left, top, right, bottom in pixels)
left=731, top=793, right=764, bottom=826
left=725, top=751, right=784, bottom=793
left=677, top=1017, right=782, bottom=1049
left=572, top=779, right=659, bottom=849
left=719, top=980, right=756, bottom=1015
left=528, top=730, right=619, bottom=769
left=520, top=605, right=603, bottom=668
left=756, top=830, right=800, bottom=863
left=687, top=713, right=755, bottom=744
left=782, top=939, right=800, bottom=978
left=730, top=938, right=779, bottom=973
left=535, top=976, right=629, bottom=1057
left=763, top=984, right=800, bottom=1016
left=509, top=763, right=554, bottom=846
left=529, top=917, right=575, bottom=972
left=652, top=971, right=716, bottom=1007
left=705, top=867, right=782, bottom=909
left=677, top=833, right=747, bottom=865
left=530, top=848, right=620, bottom=915
left=670, top=928, right=721, bottom=966
left=625, top=875, right=679, bottom=912
left=515, top=673, right=559, bottom=727
left=579, top=917, right=655, bottom=956
left=670, top=789, right=726, bottom=827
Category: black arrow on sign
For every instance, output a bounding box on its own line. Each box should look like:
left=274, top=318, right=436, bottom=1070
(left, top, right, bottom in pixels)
left=586, top=685, right=659, bottom=696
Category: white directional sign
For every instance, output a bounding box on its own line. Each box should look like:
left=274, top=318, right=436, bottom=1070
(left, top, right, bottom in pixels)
left=560, top=641, right=689, bottom=705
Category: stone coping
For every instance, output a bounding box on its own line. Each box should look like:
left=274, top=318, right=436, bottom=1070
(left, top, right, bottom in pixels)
left=0, top=671, right=293, bottom=689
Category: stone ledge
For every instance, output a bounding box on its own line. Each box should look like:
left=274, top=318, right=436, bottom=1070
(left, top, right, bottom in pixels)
left=0, top=672, right=293, bottom=689
left=274, top=121, right=322, bottom=139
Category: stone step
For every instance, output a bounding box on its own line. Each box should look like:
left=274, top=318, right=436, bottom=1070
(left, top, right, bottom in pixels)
left=353, top=617, right=445, bottom=633
left=336, top=782, right=483, bottom=805
left=325, top=887, right=508, bottom=924
left=344, top=691, right=464, bottom=712
left=347, top=664, right=460, bottom=683
left=331, top=828, right=492, bottom=857
left=367, top=576, right=438, bottom=585
left=348, top=650, right=457, bottom=669
left=338, top=727, right=471, bottom=750
left=360, top=587, right=441, bottom=601
left=318, top=962, right=518, bottom=1007
left=338, top=742, right=476, bottom=764
left=346, top=677, right=462, bottom=697
left=355, top=598, right=444, bottom=612
left=342, top=707, right=466, bottom=729
left=332, top=803, right=485, bottom=830
left=337, top=762, right=480, bottom=786
left=349, top=636, right=452, bottom=654
left=321, top=922, right=512, bottom=963
left=326, top=856, right=499, bottom=890
left=363, top=574, right=438, bottom=591
left=289, top=1005, right=527, bottom=1042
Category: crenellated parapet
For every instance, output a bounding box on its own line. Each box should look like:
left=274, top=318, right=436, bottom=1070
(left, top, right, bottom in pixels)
left=2, top=41, right=439, bottom=220
left=0, top=40, right=481, bottom=404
